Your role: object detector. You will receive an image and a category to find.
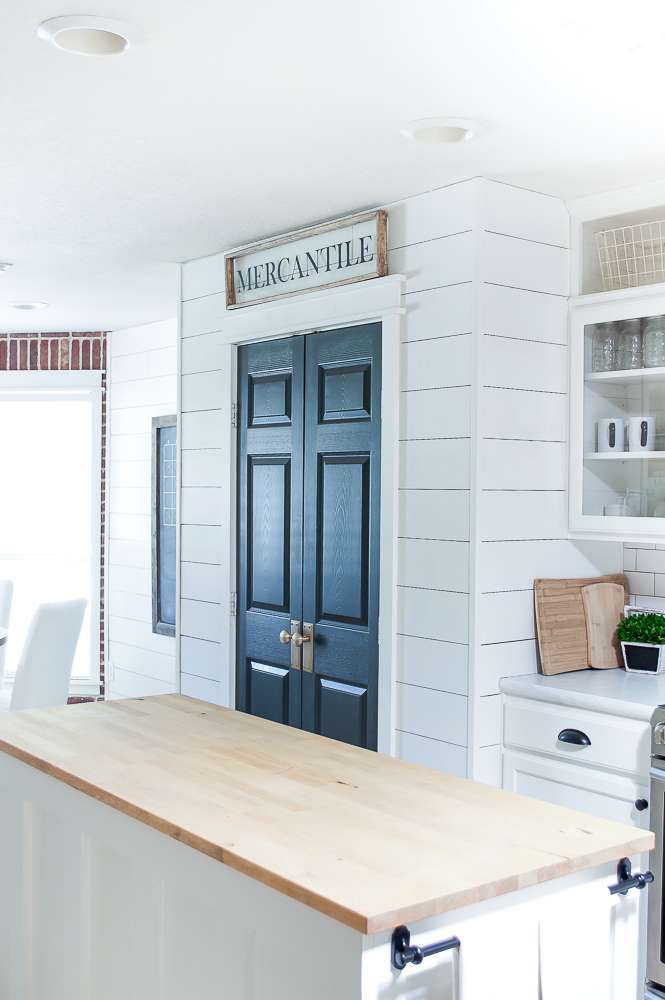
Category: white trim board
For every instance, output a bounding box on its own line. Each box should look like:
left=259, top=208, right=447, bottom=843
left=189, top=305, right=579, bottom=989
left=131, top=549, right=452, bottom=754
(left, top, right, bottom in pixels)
left=179, top=274, right=404, bottom=754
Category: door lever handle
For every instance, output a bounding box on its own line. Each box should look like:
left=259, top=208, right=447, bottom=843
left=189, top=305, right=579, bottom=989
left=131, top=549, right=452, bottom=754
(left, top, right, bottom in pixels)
left=279, top=630, right=293, bottom=645
left=292, top=632, right=310, bottom=647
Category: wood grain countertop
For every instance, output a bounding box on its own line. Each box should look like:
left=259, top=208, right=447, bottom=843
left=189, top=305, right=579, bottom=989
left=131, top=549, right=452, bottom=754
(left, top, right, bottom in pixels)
left=0, top=694, right=653, bottom=934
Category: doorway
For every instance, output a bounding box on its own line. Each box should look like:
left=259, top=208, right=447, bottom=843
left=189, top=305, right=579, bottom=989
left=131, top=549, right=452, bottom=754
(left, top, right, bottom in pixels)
left=235, top=323, right=381, bottom=749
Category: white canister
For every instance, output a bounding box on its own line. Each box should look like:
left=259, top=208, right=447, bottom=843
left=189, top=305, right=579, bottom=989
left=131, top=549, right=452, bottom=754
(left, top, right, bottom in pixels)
left=597, top=418, right=625, bottom=453
left=628, top=416, right=656, bottom=452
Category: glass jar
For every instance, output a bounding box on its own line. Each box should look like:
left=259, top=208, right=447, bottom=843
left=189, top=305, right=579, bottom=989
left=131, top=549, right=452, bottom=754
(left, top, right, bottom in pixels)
left=592, top=323, right=619, bottom=372
left=643, top=316, right=665, bottom=368
left=617, top=318, right=643, bottom=370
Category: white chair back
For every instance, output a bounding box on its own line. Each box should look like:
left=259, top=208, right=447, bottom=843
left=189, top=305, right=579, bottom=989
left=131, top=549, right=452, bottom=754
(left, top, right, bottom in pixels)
left=0, top=580, right=13, bottom=682
left=10, top=599, right=87, bottom=711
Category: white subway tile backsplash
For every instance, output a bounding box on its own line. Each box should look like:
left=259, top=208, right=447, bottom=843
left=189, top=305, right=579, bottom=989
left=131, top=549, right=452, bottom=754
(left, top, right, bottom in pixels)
left=655, top=575, right=665, bottom=598
left=626, top=571, right=655, bottom=597
left=635, top=549, right=665, bottom=574
left=623, top=548, right=637, bottom=571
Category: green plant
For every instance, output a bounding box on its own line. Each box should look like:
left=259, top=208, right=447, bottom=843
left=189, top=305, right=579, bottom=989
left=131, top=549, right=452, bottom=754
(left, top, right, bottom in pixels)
left=617, top=613, right=665, bottom=645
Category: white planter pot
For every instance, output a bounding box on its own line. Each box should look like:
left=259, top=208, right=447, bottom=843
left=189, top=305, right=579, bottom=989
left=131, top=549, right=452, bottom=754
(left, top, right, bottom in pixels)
left=621, top=640, right=665, bottom=674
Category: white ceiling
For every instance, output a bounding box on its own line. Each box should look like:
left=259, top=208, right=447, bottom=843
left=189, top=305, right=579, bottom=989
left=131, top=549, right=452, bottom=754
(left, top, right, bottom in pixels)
left=2, top=0, right=665, bottom=332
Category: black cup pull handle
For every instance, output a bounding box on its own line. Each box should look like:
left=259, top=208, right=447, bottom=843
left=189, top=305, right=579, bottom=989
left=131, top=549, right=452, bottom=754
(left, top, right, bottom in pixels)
left=609, top=422, right=616, bottom=448
left=642, top=420, right=648, bottom=447
left=557, top=728, right=591, bottom=747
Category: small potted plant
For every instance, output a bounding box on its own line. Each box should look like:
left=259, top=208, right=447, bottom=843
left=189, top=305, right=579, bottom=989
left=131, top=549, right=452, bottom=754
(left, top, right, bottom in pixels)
left=617, top=613, right=665, bottom=673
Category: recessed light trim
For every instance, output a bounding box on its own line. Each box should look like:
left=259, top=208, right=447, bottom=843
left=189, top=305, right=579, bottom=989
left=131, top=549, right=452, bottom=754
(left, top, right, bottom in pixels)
left=9, top=302, right=49, bottom=311
left=400, top=117, right=480, bottom=145
left=37, top=15, right=137, bottom=57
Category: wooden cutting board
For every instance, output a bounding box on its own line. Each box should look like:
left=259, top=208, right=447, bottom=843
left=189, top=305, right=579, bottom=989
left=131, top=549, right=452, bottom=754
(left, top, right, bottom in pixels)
left=534, top=574, right=628, bottom=675
left=581, top=582, right=625, bottom=669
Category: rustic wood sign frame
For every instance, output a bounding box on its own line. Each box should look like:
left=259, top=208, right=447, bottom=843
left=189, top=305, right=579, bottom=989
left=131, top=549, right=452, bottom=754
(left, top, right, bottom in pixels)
left=225, top=209, right=388, bottom=309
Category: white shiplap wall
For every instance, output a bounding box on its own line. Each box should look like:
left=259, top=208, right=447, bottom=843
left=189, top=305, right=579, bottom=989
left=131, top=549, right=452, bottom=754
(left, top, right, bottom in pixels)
left=178, top=179, right=621, bottom=784
left=106, top=319, right=178, bottom=699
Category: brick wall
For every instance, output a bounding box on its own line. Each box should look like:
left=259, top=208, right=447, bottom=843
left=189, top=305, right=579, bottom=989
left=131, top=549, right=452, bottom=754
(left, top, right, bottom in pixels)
left=0, top=332, right=107, bottom=698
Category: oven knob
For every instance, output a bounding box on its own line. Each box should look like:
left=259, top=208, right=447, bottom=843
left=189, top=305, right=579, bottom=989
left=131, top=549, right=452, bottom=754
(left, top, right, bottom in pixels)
left=655, top=722, right=665, bottom=745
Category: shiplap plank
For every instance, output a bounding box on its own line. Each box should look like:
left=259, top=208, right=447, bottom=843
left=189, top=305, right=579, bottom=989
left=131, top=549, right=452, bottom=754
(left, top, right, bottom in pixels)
left=180, top=562, right=223, bottom=604
left=109, top=514, right=150, bottom=543
left=180, top=636, right=223, bottom=682
left=400, top=440, right=470, bottom=490
left=110, top=405, right=175, bottom=437
left=181, top=371, right=226, bottom=412
left=108, top=539, right=149, bottom=569
left=111, top=375, right=175, bottom=411
left=111, top=346, right=177, bottom=384
left=401, top=387, right=471, bottom=440
left=396, top=683, right=467, bottom=745
left=480, top=387, right=567, bottom=441
left=474, top=746, right=502, bottom=787
left=481, top=337, right=567, bottom=394
left=109, top=487, right=151, bottom=515
left=478, top=591, right=536, bottom=644
left=388, top=181, right=475, bottom=248
left=478, top=696, right=502, bottom=747
left=480, top=283, right=567, bottom=345
left=479, top=440, right=567, bottom=490
left=181, top=254, right=226, bottom=301
left=478, top=180, right=569, bottom=248
left=181, top=332, right=225, bottom=376
left=479, top=232, right=569, bottom=296
left=109, top=434, right=151, bottom=463
left=181, top=450, right=224, bottom=489
left=181, top=292, right=226, bottom=338
left=108, top=565, right=150, bottom=596
left=110, top=320, right=176, bottom=357
left=180, top=525, right=223, bottom=565
left=181, top=410, right=225, bottom=450
left=396, top=634, right=468, bottom=696
left=181, top=599, right=223, bottom=643
left=108, top=642, right=176, bottom=684
left=401, top=334, right=472, bottom=391
left=181, top=488, right=223, bottom=526
left=402, top=284, right=473, bottom=342
left=108, top=668, right=175, bottom=699
left=180, top=673, right=224, bottom=704
left=108, top=617, right=174, bottom=656
left=395, top=731, right=467, bottom=778
left=478, top=640, right=538, bottom=696
left=389, top=231, right=474, bottom=294
left=397, top=587, right=469, bottom=644
left=479, top=490, right=567, bottom=541
left=479, top=539, right=620, bottom=593
left=108, top=590, right=152, bottom=624
left=398, top=539, right=469, bottom=593
left=398, top=489, right=470, bottom=541
left=109, top=461, right=148, bottom=489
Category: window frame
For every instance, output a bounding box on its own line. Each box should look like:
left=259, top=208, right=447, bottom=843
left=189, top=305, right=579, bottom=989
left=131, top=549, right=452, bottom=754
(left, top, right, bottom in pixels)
left=151, top=414, right=177, bottom=638
left=0, top=371, right=103, bottom=697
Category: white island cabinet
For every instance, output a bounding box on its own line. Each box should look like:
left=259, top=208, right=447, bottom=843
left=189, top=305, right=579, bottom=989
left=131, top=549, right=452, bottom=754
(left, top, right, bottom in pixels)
left=0, top=695, right=652, bottom=1000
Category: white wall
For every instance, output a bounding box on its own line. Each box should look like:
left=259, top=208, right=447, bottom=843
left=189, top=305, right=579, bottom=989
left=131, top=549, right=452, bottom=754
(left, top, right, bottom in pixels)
left=624, top=543, right=665, bottom=608
left=106, top=319, right=178, bottom=699
left=178, top=179, right=622, bottom=784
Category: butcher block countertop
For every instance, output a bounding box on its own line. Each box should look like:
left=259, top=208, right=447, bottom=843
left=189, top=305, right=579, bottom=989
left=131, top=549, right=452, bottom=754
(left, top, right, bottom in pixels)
left=0, top=694, right=652, bottom=934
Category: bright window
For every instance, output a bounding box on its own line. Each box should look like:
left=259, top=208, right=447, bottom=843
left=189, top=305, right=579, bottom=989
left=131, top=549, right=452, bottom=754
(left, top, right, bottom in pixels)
left=0, top=375, right=102, bottom=688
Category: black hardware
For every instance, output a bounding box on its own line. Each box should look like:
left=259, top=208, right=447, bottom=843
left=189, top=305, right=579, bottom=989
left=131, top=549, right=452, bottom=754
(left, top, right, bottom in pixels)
left=608, top=857, right=654, bottom=896
left=557, top=728, right=591, bottom=747
left=609, top=422, right=616, bottom=448
left=642, top=420, right=649, bottom=447
left=635, top=798, right=649, bottom=811
left=391, top=925, right=460, bottom=971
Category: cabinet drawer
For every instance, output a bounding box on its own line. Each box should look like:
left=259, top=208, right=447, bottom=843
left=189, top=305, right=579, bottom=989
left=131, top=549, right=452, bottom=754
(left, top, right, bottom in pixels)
left=503, top=697, right=650, bottom=777
left=502, top=748, right=650, bottom=828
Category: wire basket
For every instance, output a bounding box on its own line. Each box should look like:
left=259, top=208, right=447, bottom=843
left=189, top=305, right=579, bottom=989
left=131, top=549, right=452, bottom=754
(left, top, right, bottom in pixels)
left=595, top=221, right=665, bottom=290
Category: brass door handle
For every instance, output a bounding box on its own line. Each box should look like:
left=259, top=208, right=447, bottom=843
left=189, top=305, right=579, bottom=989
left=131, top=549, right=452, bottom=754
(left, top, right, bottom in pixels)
left=279, top=629, right=293, bottom=645
left=292, top=632, right=310, bottom=647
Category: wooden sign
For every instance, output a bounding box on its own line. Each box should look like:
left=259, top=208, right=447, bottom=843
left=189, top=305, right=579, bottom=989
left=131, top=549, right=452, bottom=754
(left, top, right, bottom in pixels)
left=225, top=210, right=387, bottom=309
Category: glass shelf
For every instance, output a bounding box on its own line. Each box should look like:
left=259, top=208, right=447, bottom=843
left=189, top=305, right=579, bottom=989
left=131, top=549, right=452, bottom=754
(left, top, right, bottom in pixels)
left=585, top=451, right=665, bottom=461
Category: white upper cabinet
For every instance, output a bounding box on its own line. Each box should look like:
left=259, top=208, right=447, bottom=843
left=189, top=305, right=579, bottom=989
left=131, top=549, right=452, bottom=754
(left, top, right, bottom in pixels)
left=570, top=191, right=665, bottom=539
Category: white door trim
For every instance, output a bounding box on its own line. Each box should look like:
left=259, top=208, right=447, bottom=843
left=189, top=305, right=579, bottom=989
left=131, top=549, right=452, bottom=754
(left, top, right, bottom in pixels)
left=206, top=273, right=404, bottom=754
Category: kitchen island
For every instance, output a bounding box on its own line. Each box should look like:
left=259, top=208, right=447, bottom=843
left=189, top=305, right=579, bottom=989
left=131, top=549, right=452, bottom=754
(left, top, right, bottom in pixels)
left=0, top=694, right=653, bottom=1000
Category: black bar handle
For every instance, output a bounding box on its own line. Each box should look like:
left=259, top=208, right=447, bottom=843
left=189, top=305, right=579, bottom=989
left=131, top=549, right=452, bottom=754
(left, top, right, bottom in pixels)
left=608, top=857, right=654, bottom=896
left=557, top=727, right=591, bottom=747
left=391, top=925, right=460, bottom=970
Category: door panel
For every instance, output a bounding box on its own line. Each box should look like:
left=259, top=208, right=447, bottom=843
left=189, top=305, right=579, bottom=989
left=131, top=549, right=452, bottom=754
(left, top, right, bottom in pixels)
left=236, top=338, right=304, bottom=728
left=302, top=324, right=381, bottom=749
left=236, top=325, right=380, bottom=749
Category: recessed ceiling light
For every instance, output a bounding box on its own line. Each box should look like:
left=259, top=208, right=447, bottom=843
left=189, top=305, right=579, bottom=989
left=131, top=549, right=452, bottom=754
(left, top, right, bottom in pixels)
left=0, top=263, right=13, bottom=272
left=37, top=15, right=136, bottom=57
left=9, top=302, right=49, bottom=311
left=400, top=117, right=480, bottom=145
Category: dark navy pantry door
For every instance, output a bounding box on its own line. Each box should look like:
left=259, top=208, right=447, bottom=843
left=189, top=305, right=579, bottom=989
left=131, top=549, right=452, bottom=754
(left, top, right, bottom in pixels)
left=236, top=324, right=381, bottom=751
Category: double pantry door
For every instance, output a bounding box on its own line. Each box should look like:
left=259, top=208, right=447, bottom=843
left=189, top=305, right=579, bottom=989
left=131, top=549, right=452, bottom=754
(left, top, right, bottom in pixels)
left=235, top=323, right=381, bottom=750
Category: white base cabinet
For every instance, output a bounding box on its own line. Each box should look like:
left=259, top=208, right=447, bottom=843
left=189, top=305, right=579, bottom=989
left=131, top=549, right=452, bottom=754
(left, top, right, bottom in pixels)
left=0, top=751, right=641, bottom=1000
